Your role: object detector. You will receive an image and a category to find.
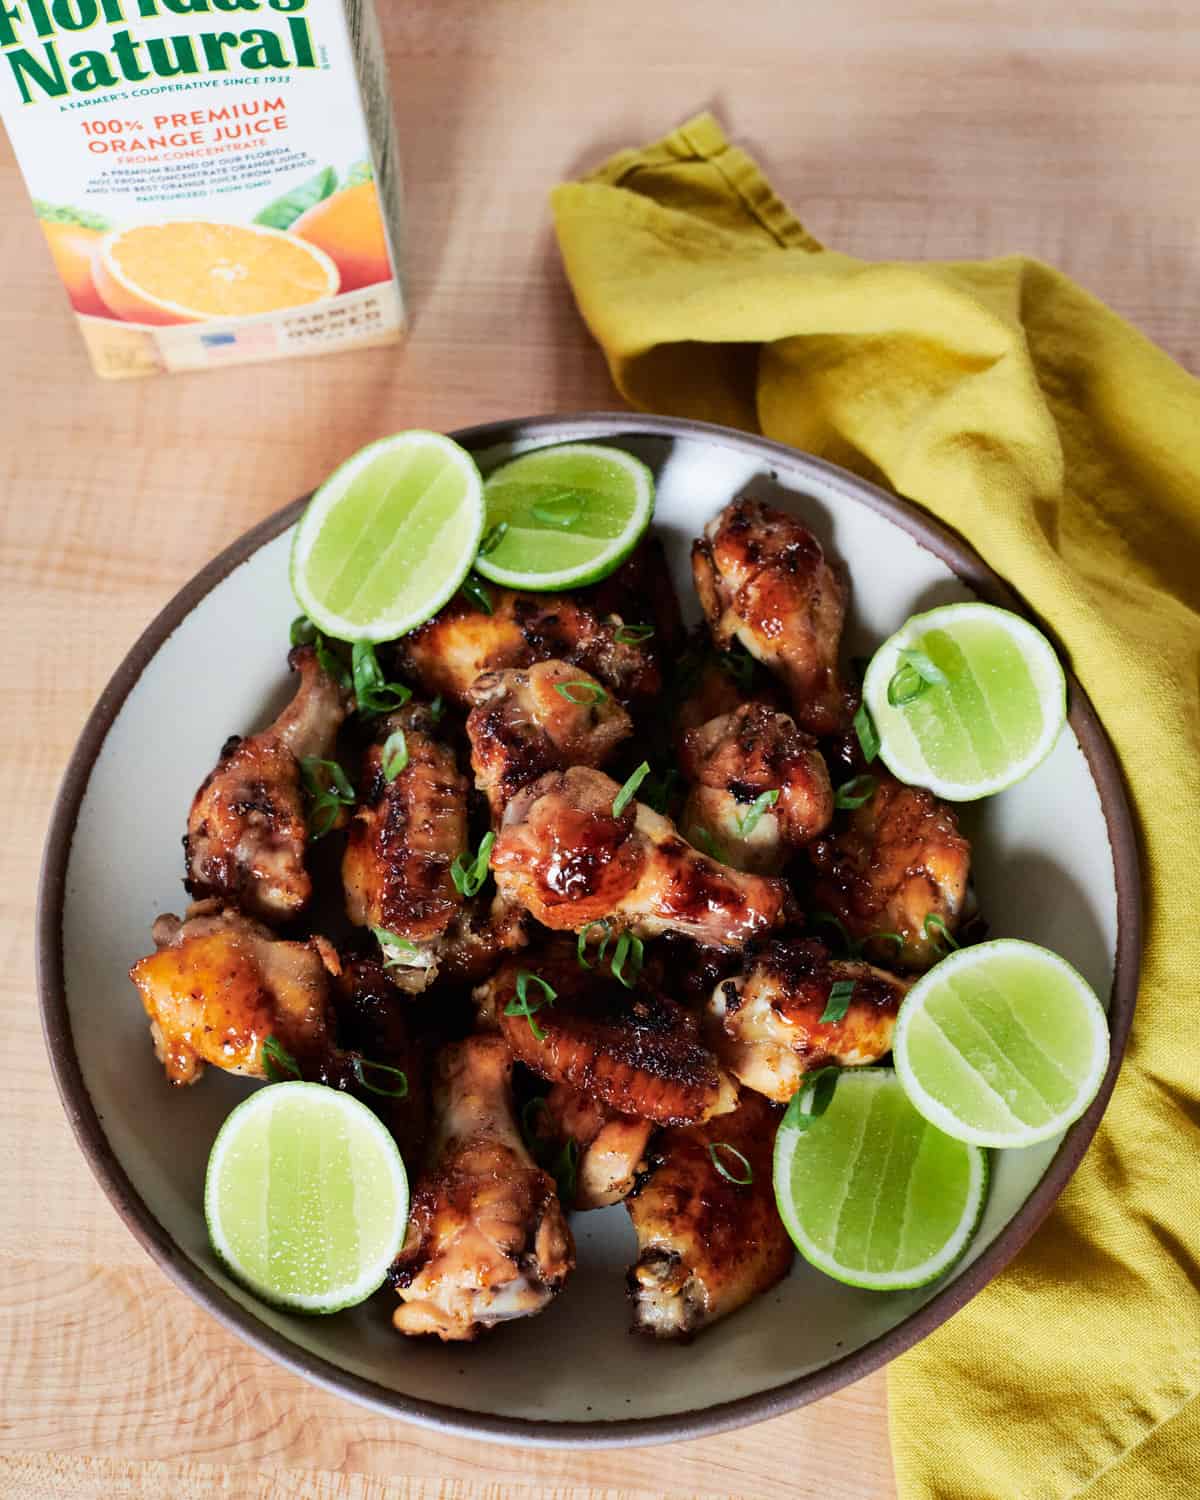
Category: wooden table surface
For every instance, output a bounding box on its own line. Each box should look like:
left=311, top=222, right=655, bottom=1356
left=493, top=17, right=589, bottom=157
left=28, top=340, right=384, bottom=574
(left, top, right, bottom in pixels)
left=2, top=3, right=1196, bottom=1496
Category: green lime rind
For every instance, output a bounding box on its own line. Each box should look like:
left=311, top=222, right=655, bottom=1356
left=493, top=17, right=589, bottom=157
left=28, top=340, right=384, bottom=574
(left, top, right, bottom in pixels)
left=204, top=1081, right=409, bottom=1314
left=862, top=602, right=1067, bottom=802
left=772, top=1068, right=989, bottom=1291
left=474, top=442, right=654, bottom=590
left=289, top=431, right=485, bottom=644
left=893, top=939, right=1110, bottom=1150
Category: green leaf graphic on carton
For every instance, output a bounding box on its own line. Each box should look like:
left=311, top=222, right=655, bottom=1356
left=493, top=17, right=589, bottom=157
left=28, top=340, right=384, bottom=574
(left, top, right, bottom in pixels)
left=254, top=167, right=337, bottom=231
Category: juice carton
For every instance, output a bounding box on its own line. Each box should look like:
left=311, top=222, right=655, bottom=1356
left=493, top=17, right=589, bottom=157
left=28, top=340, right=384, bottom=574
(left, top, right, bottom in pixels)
left=0, top=0, right=405, bottom=377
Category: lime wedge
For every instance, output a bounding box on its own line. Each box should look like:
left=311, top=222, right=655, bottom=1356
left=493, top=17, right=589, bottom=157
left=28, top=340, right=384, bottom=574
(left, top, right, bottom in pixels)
left=862, top=602, right=1067, bottom=801
left=773, top=1068, right=987, bottom=1290
left=893, top=939, right=1109, bottom=1150
left=204, top=1082, right=409, bottom=1313
left=290, top=431, right=484, bottom=642
left=475, top=442, right=654, bottom=590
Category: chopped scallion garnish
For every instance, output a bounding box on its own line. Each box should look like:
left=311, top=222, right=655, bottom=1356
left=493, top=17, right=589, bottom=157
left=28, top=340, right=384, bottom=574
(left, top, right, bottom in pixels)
left=782, top=1066, right=839, bottom=1130
left=299, top=756, right=356, bottom=840
left=612, top=621, right=655, bottom=645
left=609, top=931, right=645, bottom=989
left=820, top=978, right=857, bottom=1024
left=371, top=926, right=418, bottom=966
left=718, top=645, right=755, bottom=691
left=261, top=1034, right=301, bottom=1084
left=577, top=919, right=612, bottom=970
left=736, top=788, right=780, bottom=837
left=289, top=614, right=318, bottom=648
left=478, top=520, right=509, bottom=556
left=887, top=647, right=948, bottom=707
left=834, top=774, right=878, bottom=810
left=708, top=1141, right=753, bottom=1185
left=612, top=761, right=650, bottom=817
left=504, top=970, right=557, bottom=1041
left=450, top=831, right=495, bottom=898
left=853, top=701, right=880, bottom=763
left=382, top=729, right=408, bottom=781
left=350, top=1055, right=409, bottom=1099
left=352, top=640, right=412, bottom=716
left=460, top=574, right=493, bottom=615
left=554, top=679, right=607, bottom=706
left=923, top=912, right=960, bottom=954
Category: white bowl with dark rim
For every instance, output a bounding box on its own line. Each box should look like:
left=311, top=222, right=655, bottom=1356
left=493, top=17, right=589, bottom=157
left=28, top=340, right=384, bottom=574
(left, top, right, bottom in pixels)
left=37, top=413, right=1140, bottom=1447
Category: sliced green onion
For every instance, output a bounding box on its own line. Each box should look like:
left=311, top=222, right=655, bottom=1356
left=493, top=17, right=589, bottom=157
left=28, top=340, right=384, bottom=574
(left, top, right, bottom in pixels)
left=782, top=1066, right=839, bottom=1130
left=834, top=774, right=878, bottom=811
left=299, top=756, right=356, bottom=841
left=478, top=520, right=509, bottom=556
left=555, top=679, right=607, bottom=706
left=887, top=647, right=948, bottom=707
left=612, top=761, right=650, bottom=817
left=820, top=978, right=857, bottom=1024
left=718, top=646, right=755, bottom=691
left=350, top=1056, right=409, bottom=1099
left=871, top=931, right=906, bottom=957
left=811, top=911, right=853, bottom=952
left=688, top=824, right=726, bottom=862
left=553, top=1136, right=579, bottom=1202
left=609, top=931, right=644, bottom=989
left=371, top=926, right=418, bottom=965
left=381, top=729, right=409, bottom=781
left=352, top=640, right=412, bottom=716
left=853, top=701, right=880, bottom=763
left=460, top=574, right=493, bottom=615
left=530, top=488, right=585, bottom=527
left=261, top=1034, right=301, bottom=1084
left=736, top=788, right=780, bottom=837
left=612, top=621, right=655, bottom=645
left=924, top=912, right=960, bottom=953
left=504, top=971, right=557, bottom=1041
left=639, top=767, right=681, bottom=815
left=314, top=635, right=352, bottom=691
left=428, top=694, right=445, bottom=724
left=450, top=831, right=495, bottom=898
left=289, top=614, right=318, bottom=648
left=577, top=919, right=611, bottom=970
left=708, top=1141, right=753, bottom=1185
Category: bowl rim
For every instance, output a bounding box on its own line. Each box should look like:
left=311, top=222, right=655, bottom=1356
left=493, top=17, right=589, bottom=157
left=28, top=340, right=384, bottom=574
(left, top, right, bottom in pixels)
left=36, top=411, right=1142, bottom=1449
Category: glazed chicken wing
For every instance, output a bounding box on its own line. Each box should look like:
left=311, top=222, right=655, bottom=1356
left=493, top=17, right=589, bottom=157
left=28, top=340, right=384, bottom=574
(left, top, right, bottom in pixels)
left=679, top=703, right=833, bottom=873
left=707, top=938, right=909, bottom=1103
left=467, top=659, right=632, bottom=819
left=342, top=703, right=468, bottom=991
left=692, top=498, right=850, bottom=736
left=394, top=543, right=673, bottom=711
left=129, top=901, right=337, bottom=1086
left=807, top=772, right=970, bottom=970
left=491, top=766, right=789, bottom=950
left=530, top=1082, right=654, bottom=1210
left=391, top=1035, right=574, bottom=1340
left=627, top=1089, right=793, bottom=1339
left=185, top=644, right=350, bottom=923
left=476, top=944, right=737, bottom=1125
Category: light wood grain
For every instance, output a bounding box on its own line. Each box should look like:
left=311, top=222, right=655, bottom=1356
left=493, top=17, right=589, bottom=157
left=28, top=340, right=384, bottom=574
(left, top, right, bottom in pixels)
left=2, top=1, right=1197, bottom=1496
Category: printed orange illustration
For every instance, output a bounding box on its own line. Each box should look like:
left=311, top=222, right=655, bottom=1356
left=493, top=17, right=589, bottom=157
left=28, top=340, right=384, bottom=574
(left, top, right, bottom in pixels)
left=39, top=218, right=109, bottom=317
left=291, top=180, right=392, bottom=292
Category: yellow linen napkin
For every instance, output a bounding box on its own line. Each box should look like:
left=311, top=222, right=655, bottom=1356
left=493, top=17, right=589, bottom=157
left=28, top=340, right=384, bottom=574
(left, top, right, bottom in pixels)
left=552, top=114, right=1200, bottom=1498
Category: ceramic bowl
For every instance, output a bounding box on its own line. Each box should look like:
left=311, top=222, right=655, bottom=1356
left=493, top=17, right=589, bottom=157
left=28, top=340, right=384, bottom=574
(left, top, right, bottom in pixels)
left=37, top=413, right=1139, bottom=1446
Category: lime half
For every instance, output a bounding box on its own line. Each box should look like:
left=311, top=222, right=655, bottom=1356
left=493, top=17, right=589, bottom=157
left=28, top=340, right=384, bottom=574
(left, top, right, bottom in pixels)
left=893, top=939, right=1109, bottom=1150
left=475, top=442, right=654, bottom=590
left=290, top=431, right=485, bottom=642
left=862, top=602, right=1067, bottom=801
left=773, top=1068, right=987, bottom=1290
left=205, top=1082, right=409, bottom=1313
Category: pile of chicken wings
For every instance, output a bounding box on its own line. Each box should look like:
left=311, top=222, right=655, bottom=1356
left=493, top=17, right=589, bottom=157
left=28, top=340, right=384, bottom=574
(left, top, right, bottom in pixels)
left=130, top=495, right=971, bottom=1343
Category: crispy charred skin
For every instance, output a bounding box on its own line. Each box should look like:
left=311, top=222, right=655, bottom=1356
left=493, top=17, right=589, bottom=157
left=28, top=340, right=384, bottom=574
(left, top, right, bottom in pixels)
left=533, top=1082, right=655, bottom=1210
left=491, top=765, right=790, bottom=950
left=807, top=772, right=970, bottom=970
left=393, top=542, right=675, bottom=711
left=184, top=645, right=350, bottom=923
left=128, top=901, right=337, bottom=1086
left=319, top=957, right=429, bottom=1163
left=476, top=944, right=738, bottom=1126
left=707, top=937, right=908, bottom=1103
left=692, top=497, right=851, bottom=735
left=342, top=703, right=468, bottom=991
left=679, top=702, right=834, bottom=873
left=391, top=1035, right=574, bottom=1341
left=626, top=1090, right=793, bottom=1339
left=467, top=659, right=632, bottom=819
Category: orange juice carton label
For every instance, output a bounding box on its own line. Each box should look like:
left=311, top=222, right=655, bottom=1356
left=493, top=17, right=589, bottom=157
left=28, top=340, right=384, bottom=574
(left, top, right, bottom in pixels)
left=0, top=0, right=405, bottom=377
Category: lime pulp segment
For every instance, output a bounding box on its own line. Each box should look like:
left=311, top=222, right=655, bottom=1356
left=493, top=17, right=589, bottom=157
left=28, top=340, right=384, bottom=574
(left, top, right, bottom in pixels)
left=475, top=442, right=654, bottom=588
left=205, top=1082, right=409, bottom=1313
left=893, top=940, right=1109, bottom=1149
left=290, top=432, right=484, bottom=642
left=772, top=1068, right=987, bottom=1290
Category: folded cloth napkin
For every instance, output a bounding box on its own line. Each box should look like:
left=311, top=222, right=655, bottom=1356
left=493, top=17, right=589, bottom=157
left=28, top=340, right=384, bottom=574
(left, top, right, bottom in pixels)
left=552, top=114, right=1200, bottom=1498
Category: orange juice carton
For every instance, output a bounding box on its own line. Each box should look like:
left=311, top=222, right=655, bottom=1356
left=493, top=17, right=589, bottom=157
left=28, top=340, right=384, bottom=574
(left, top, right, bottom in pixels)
left=0, top=0, right=405, bottom=377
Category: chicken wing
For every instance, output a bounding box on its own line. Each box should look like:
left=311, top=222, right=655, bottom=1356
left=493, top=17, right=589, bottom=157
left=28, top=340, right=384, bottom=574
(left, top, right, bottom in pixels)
left=342, top=703, right=468, bottom=991
left=529, top=1082, right=655, bottom=1210
left=467, top=659, right=632, bottom=819
left=707, top=937, right=909, bottom=1103
left=184, top=644, right=350, bottom=923
left=491, top=766, right=790, bottom=950
left=807, top=772, right=970, bottom=970
left=391, top=1035, right=574, bottom=1340
left=679, top=702, right=833, bottom=873
left=476, top=943, right=738, bottom=1125
left=627, top=1089, right=793, bottom=1339
left=692, top=497, right=850, bottom=735
left=393, top=543, right=673, bottom=710
left=129, top=901, right=337, bottom=1086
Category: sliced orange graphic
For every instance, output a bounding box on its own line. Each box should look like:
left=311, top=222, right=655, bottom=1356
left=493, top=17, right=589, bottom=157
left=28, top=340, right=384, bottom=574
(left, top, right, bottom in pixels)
left=292, top=180, right=393, bottom=293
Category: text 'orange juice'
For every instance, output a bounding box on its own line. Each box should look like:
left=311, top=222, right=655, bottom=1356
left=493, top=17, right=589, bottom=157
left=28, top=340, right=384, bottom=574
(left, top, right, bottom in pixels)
left=0, top=0, right=405, bottom=378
